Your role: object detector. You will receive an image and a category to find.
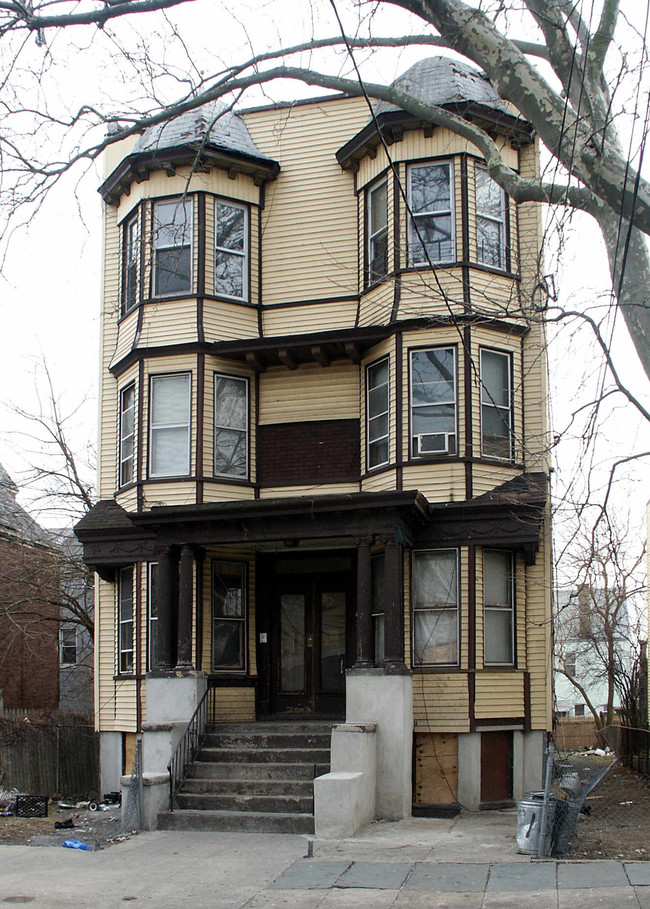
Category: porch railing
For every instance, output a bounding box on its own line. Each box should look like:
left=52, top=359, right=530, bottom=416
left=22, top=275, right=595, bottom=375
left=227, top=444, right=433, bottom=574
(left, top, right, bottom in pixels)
left=167, top=684, right=217, bottom=811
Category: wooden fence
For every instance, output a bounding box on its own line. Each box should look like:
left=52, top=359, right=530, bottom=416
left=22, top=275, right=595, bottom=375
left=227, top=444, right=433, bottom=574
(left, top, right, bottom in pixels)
left=0, top=717, right=99, bottom=799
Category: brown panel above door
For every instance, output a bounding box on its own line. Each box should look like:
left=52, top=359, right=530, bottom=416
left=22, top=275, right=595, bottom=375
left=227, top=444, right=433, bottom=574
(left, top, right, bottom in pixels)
left=258, top=419, right=360, bottom=486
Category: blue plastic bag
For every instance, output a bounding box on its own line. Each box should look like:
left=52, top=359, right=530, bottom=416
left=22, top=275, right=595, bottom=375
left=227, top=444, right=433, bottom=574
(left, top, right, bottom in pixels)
left=62, top=839, right=91, bottom=850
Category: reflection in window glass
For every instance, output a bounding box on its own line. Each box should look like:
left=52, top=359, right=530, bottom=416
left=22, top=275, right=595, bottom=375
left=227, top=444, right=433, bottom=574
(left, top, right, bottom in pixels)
left=484, top=550, right=514, bottom=665
left=410, top=348, right=456, bottom=456
left=476, top=165, right=506, bottom=268
left=215, top=200, right=248, bottom=300
left=408, top=162, right=454, bottom=264
left=480, top=349, right=512, bottom=460
left=214, top=374, right=248, bottom=477
left=153, top=198, right=192, bottom=296
left=366, top=358, right=390, bottom=469
left=367, top=180, right=388, bottom=283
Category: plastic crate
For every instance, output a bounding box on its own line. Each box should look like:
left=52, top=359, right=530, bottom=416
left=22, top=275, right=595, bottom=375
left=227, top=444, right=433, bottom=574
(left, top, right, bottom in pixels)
left=15, top=795, right=48, bottom=818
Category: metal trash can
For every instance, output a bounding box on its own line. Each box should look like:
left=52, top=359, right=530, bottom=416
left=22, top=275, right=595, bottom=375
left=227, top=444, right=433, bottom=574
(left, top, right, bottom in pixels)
left=516, top=791, right=556, bottom=855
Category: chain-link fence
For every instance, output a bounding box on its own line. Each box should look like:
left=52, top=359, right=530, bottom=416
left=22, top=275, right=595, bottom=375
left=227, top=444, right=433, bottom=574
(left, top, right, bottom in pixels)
left=120, top=737, right=143, bottom=834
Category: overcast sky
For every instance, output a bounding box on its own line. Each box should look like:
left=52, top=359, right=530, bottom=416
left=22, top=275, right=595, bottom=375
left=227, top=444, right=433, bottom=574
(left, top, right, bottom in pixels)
left=0, top=0, right=648, bottom=540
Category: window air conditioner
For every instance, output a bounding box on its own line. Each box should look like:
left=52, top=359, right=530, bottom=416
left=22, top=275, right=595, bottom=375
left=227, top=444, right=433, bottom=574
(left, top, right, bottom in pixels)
left=414, top=432, right=454, bottom=455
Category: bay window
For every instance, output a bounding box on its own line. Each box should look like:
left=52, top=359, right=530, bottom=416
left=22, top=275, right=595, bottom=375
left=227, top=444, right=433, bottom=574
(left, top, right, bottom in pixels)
left=214, top=374, right=248, bottom=478
left=367, top=179, right=388, bottom=283
left=412, top=550, right=459, bottom=667
left=215, top=200, right=248, bottom=300
left=149, top=373, right=191, bottom=478
left=153, top=198, right=192, bottom=296
left=119, top=383, right=135, bottom=487
left=476, top=165, right=507, bottom=269
left=366, top=358, right=390, bottom=469
left=483, top=550, right=514, bottom=665
left=480, top=348, right=512, bottom=460
left=410, top=347, right=457, bottom=457
left=408, top=161, right=454, bottom=264
left=118, top=565, right=134, bottom=674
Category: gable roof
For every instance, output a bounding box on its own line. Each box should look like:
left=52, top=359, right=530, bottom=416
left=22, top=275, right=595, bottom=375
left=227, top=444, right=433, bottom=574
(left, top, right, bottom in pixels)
left=0, top=464, right=53, bottom=548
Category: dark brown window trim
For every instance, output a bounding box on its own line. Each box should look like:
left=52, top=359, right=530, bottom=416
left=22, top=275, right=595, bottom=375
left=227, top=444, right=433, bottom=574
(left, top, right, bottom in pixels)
left=116, top=480, right=138, bottom=494
left=262, top=294, right=359, bottom=310
left=208, top=675, right=257, bottom=686
left=204, top=293, right=258, bottom=309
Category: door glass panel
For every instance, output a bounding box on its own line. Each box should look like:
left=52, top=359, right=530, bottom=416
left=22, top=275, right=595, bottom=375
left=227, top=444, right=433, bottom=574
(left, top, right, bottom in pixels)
left=320, top=592, right=346, bottom=692
left=280, top=594, right=305, bottom=692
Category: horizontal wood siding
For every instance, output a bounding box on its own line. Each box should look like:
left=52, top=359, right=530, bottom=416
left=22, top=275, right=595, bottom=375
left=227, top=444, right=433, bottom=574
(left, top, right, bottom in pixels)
left=401, top=463, right=466, bottom=503
left=526, top=526, right=553, bottom=730
left=262, top=298, right=358, bottom=336
left=244, top=98, right=366, bottom=306
left=259, top=362, right=359, bottom=424
left=413, top=673, right=470, bottom=733
left=358, top=281, right=394, bottom=327
left=142, top=482, right=197, bottom=509
left=201, top=484, right=256, bottom=504
left=211, top=688, right=256, bottom=723
left=475, top=672, right=525, bottom=719
left=259, top=482, right=359, bottom=499
left=139, top=299, right=198, bottom=347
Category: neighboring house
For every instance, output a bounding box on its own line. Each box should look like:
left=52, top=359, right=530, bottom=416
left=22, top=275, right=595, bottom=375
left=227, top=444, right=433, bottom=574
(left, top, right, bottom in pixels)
left=76, top=56, right=553, bottom=823
left=0, top=464, right=59, bottom=711
left=56, top=530, right=94, bottom=716
left=554, top=585, right=632, bottom=720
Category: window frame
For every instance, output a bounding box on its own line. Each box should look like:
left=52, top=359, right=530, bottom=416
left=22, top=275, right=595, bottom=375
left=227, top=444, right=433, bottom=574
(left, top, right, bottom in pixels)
left=411, top=549, right=460, bottom=668
left=475, top=163, right=507, bottom=270
left=214, top=198, right=249, bottom=302
left=366, top=178, right=389, bottom=285
left=407, top=160, right=455, bottom=266
left=148, top=372, right=192, bottom=479
left=214, top=373, right=249, bottom=479
left=118, top=565, right=134, bottom=675
left=409, top=346, right=458, bottom=459
left=366, top=357, right=390, bottom=470
left=211, top=560, right=247, bottom=673
left=479, top=347, right=513, bottom=461
left=371, top=554, right=385, bottom=665
left=483, top=549, right=515, bottom=667
left=123, top=211, right=140, bottom=314
left=119, top=383, right=136, bottom=488
left=152, top=196, right=193, bottom=298
left=60, top=625, right=78, bottom=666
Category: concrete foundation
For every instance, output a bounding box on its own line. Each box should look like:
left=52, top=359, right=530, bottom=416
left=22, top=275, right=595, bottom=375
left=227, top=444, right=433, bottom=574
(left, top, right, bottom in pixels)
left=120, top=771, right=169, bottom=830
left=458, top=730, right=547, bottom=810
left=145, top=671, right=207, bottom=724
left=458, top=732, right=482, bottom=811
left=314, top=722, right=376, bottom=838
left=345, top=668, right=413, bottom=820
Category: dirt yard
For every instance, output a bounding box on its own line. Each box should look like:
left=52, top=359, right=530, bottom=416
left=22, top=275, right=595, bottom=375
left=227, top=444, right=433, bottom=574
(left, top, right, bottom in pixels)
left=568, top=761, right=650, bottom=860
left=0, top=802, right=125, bottom=848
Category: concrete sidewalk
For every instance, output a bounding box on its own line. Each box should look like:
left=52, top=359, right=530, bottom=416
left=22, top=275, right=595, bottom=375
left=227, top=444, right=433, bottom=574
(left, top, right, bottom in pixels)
left=0, top=812, right=648, bottom=908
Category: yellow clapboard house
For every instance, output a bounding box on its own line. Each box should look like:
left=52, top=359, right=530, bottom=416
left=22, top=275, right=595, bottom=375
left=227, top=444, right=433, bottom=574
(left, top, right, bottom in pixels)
left=76, top=56, right=552, bottom=832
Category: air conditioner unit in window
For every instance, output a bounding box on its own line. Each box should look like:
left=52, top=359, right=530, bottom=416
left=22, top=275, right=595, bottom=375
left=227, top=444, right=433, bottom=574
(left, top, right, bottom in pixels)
left=414, top=432, right=455, bottom=455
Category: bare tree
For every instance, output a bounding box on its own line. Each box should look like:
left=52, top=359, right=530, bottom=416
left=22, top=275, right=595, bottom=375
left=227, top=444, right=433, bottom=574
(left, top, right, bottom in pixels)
left=1, top=1, right=649, bottom=384
left=555, top=513, right=647, bottom=730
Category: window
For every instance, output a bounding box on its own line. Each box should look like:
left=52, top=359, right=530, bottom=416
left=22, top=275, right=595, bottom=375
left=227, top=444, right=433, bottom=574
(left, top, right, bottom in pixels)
left=483, top=550, right=514, bottom=666
left=410, top=347, right=457, bottom=457
left=564, top=653, right=577, bottom=678
left=149, top=373, right=191, bottom=478
left=153, top=198, right=192, bottom=296
left=371, top=555, right=385, bottom=664
left=214, top=374, right=248, bottom=478
left=118, top=566, right=134, bottom=674
left=476, top=165, right=507, bottom=269
left=215, top=200, right=248, bottom=300
left=366, top=358, right=390, bottom=469
left=412, top=550, right=459, bottom=666
left=147, top=562, right=158, bottom=671
left=119, top=384, right=135, bottom=487
left=574, top=703, right=585, bottom=717
left=480, top=349, right=512, bottom=460
left=367, top=179, right=388, bottom=283
left=212, top=561, right=246, bottom=671
left=408, top=161, right=454, bottom=264
left=123, top=213, right=140, bottom=313
left=60, top=626, right=77, bottom=666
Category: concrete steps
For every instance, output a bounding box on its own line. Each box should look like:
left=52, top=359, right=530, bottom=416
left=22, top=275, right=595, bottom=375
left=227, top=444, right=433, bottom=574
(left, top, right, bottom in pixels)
left=157, top=720, right=332, bottom=834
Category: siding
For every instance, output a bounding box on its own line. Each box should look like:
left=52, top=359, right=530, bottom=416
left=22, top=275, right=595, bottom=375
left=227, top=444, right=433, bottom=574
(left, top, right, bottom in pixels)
left=413, top=673, right=470, bottom=733
left=138, top=299, right=198, bottom=347
left=475, top=672, right=525, bottom=719
left=262, top=298, right=358, bottom=336
left=259, top=362, right=359, bottom=424
left=244, top=98, right=366, bottom=306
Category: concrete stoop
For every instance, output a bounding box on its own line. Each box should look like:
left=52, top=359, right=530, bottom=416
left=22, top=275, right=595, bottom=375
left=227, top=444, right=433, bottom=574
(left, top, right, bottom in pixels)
left=157, top=721, right=332, bottom=834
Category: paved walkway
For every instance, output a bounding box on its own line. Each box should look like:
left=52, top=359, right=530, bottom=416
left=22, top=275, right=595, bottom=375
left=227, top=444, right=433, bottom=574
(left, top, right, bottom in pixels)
left=0, top=813, right=648, bottom=907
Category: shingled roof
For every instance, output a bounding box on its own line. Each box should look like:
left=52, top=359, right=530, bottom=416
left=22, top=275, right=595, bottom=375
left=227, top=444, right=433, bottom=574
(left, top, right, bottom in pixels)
left=0, top=464, right=53, bottom=548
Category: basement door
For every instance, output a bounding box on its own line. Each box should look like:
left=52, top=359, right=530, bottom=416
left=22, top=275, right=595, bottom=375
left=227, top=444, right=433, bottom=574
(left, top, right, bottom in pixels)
left=270, top=567, right=352, bottom=716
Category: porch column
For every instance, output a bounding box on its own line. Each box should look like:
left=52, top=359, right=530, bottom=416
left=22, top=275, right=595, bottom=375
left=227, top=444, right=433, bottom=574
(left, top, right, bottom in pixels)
left=354, top=536, right=373, bottom=667
left=155, top=545, right=175, bottom=670
left=176, top=544, right=194, bottom=670
left=383, top=537, right=405, bottom=668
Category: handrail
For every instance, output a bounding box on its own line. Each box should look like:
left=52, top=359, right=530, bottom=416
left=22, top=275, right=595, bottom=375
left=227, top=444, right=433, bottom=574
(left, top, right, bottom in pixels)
left=167, top=684, right=216, bottom=811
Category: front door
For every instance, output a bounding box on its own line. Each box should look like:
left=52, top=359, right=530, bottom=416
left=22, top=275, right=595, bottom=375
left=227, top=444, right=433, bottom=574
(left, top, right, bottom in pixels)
left=270, top=565, right=352, bottom=716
